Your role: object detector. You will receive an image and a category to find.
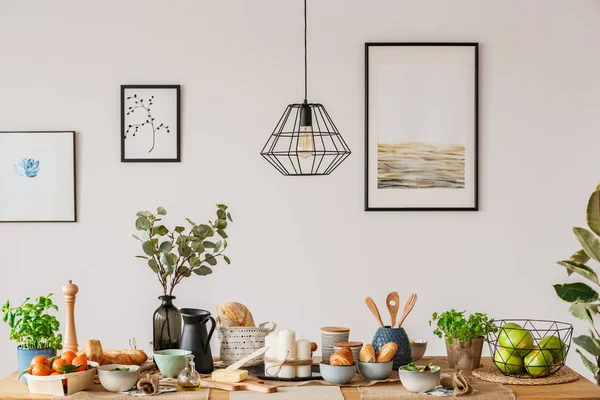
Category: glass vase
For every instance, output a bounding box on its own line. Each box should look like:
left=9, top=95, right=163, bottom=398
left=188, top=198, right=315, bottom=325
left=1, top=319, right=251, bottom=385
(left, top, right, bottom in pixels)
left=153, top=295, right=182, bottom=351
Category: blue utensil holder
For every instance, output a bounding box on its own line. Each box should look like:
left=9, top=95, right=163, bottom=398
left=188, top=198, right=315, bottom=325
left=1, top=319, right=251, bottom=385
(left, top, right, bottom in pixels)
left=17, top=347, right=57, bottom=383
left=372, top=326, right=412, bottom=370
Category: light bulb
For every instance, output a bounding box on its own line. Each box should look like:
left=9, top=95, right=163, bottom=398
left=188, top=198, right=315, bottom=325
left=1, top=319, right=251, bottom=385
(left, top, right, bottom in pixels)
left=298, top=125, right=314, bottom=159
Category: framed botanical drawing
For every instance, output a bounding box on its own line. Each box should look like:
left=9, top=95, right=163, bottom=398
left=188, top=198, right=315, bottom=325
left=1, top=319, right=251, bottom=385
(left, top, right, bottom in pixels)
left=121, top=85, right=180, bottom=162
left=365, top=43, right=478, bottom=211
left=0, top=131, right=76, bottom=222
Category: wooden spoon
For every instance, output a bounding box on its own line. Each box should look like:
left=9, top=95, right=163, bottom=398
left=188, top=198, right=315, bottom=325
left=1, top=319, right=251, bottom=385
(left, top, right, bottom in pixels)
left=397, top=293, right=418, bottom=328
left=365, top=297, right=385, bottom=327
left=386, top=292, right=400, bottom=327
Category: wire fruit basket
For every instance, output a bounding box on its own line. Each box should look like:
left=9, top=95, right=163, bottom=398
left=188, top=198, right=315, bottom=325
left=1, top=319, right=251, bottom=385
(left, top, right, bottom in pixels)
left=487, top=319, right=573, bottom=378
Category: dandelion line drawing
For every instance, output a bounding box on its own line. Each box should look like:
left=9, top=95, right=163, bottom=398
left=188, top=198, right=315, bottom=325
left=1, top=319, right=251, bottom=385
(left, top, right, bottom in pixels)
left=124, top=94, right=171, bottom=153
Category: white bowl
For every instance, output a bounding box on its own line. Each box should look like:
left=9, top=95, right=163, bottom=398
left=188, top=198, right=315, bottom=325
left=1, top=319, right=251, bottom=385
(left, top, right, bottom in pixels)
left=319, top=362, right=356, bottom=385
left=358, top=361, right=393, bottom=380
left=97, top=365, right=140, bottom=392
left=398, top=365, right=440, bottom=393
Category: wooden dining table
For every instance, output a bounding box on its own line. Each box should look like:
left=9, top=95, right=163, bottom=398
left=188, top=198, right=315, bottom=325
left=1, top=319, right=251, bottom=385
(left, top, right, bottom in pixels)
left=0, top=357, right=599, bottom=400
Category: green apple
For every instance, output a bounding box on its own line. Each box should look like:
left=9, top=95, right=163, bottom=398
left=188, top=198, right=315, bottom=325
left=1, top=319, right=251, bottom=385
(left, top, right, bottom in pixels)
left=538, top=336, right=566, bottom=363
left=524, top=349, right=553, bottom=377
left=498, top=323, right=534, bottom=356
left=493, top=347, right=523, bottom=374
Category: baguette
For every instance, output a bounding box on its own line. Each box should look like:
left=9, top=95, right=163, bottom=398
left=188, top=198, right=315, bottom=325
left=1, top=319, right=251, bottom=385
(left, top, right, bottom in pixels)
left=360, top=344, right=376, bottom=363
left=376, top=342, right=398, bottom=363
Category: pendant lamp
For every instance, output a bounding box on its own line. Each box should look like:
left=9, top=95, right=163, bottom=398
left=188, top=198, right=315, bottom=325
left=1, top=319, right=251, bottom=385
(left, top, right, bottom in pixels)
left=260, top=0, right=351, bottom=176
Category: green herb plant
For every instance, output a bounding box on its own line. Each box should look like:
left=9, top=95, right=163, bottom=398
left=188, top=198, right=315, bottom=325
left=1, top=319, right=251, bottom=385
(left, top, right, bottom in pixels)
left=133, top=204, right=233, bottom=297
left=1, top=294, right=63, bottom=350
left=554, top=183, right=600, bottom=384
left=430, top=309, right=497, bottom=344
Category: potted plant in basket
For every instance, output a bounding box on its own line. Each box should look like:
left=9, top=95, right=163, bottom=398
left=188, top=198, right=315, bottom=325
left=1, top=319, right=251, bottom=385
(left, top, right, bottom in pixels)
left=554, top=182, right=600, bottom=385
left=430, top=309, right=496, bottom=371
left=1, top=294, right=63, bottom=382
left=133, top=204, right=233, bottom=352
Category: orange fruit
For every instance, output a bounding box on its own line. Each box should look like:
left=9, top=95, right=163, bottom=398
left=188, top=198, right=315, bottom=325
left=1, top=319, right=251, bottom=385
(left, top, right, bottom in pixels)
left=30, top=356, right=49, bottom=368
left=31, top=364, right=52, bottom=376
left=51, top=358, right=65, bottom=372
left=61, top=351, right=77, bottom=364
left=71, top=356, right=87, bottom=372
left=50, top=372, right=62, bottom=375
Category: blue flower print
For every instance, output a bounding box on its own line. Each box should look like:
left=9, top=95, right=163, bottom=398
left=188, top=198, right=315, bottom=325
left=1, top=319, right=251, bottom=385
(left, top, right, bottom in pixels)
left=15, top=158, right=40, bottom=178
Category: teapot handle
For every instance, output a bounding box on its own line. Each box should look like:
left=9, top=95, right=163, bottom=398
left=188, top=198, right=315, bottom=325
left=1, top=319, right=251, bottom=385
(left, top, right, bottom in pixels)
left=202, top=316, right=217, bottom=354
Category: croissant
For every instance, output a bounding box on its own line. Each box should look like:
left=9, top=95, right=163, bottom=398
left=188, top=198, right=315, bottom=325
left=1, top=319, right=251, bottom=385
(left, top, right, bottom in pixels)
left=330, top=347, right=354, bottom=366
left=216, top=302, right=255, bottom=327
left=376, top=342, right=398, bottom=363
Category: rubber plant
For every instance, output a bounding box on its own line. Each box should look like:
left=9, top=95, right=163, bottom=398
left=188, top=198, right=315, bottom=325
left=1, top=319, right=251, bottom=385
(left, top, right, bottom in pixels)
left=133, top=204, right=233, bottom=296
left=554, top=183, right=600, bottom=385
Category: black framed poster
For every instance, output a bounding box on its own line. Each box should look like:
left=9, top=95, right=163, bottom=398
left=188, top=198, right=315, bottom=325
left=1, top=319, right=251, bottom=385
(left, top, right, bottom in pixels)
left=121, top=85, right=181, bottom=162
left=365, top=43, right=478, bottom=211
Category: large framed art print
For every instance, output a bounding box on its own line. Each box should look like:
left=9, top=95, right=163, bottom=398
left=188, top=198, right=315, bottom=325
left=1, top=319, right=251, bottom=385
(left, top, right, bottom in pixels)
left=0, top=131, right=76, bottom=222
left=365, top=43, right=478, bottom=211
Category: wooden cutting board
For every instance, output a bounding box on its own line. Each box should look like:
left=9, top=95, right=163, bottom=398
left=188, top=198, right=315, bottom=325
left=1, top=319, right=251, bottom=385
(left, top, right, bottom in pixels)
left=201, top=378, right=278, bottom=393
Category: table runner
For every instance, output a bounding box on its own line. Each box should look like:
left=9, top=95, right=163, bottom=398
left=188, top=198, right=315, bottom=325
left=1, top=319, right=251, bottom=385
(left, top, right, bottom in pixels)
left=262, top=374, right=398, bottom=387
left=52, top=384, right=209, bottom=400
left=231, top=386, right=344, bottom=400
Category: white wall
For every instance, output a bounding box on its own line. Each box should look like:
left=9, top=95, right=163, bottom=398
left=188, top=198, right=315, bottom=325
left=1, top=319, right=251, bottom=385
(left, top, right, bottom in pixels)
left=1, top=0, right=599, bottom=381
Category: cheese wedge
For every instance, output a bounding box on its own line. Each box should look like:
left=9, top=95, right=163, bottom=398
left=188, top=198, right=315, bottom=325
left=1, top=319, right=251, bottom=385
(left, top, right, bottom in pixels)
left=211, top=369, right=248, bottom=383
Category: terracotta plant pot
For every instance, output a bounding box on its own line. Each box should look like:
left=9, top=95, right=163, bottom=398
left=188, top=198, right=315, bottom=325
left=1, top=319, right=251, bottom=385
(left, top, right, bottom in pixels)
left=445, top=337, right=484, bottom=371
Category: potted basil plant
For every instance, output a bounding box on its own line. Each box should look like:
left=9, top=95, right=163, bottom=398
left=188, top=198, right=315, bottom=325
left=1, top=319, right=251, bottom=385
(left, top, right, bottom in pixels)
left=1, top=294, right=63, bottom=382
left=430, top=309, right=497, bottom=371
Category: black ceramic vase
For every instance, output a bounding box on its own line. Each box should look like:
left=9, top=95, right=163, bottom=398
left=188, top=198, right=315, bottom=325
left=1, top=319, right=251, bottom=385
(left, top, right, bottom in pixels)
left=372, top=326, right=412, bottom=370
left=179, top=308, right=216, bottom=374
left=153, top=296, right=182, bottom=351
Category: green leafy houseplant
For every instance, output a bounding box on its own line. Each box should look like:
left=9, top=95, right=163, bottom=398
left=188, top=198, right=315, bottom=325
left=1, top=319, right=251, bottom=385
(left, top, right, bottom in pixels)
left=133, top=204, right=233, bottom=296
left=554, top=183, right=600, bottom=384
left=430, top=309, right=497, bottom=343
left=1, top=294, right=63, bottom=350
left=430, top=309, right=497, bottom=371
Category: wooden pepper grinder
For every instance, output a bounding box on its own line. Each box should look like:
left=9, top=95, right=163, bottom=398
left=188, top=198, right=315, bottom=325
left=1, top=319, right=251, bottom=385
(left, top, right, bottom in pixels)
left=62, top=280, right=79, bottom=352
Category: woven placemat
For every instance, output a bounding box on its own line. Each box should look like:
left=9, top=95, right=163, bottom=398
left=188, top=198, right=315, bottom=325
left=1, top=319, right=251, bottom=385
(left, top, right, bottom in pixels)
left=472, top=366, right=579, bottom=385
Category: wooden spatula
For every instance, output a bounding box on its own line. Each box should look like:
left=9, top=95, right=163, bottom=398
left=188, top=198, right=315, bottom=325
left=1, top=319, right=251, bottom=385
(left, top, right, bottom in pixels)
left=225, top=346, right=269, bottom=371
left=386, top=292, right=400, bottom=327
left=365, top=297, right=385, bottom=327
left=397, top=293, right=417, bottom=328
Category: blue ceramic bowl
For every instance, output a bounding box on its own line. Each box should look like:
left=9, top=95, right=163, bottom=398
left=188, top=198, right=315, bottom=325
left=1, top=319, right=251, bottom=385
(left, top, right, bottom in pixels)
left=372, top=327, right=412, bottom=370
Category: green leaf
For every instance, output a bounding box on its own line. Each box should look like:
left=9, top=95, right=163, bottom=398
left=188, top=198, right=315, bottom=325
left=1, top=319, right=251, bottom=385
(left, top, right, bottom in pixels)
left=191, top=242, right=205, bottom=253
left=217, top=209, right=226, bottom=219
left=554, top=283, right=599, bottom=303
left=132, top=234, right=142, bottom=242
left=204, top=241, right=215, bottom=249
left=223, top=255, right=231, bottom=265
left=166, top=253, right=178, bottom=268
left=177, top=266, right=190, bottom=275
left=142, top=241, right=156, bottom=256
left=574, top=227, right=600, bottom=262
left=577, top=349, right=600, bottom=376
left=152, top=225, right=169, bottom=236
left=180, top=246, right=193, bottom=258
left=175, top=226, right=185, bottom=233
left=185, top=218, right=197, bottom=226
left=148, top=259, right=159, bottom=273
left=214, top=219, right=227, bottom=229
left=216, top=204, right=228, bottom=210
left=189, top=256, right=202, bottom=267
left=205, top=254, right=217, bottom=266
left=157, top=206, right=167, bottom=216
left=217, top=229, right=228, bottom=238
left=159, top=241, right=172, bottom=254
left=588, top=191, right=600, bottom=236
left=135, top=255, right=148, bottom=259
left=569, top=303, right=599, bottom=324
left=571, top=249, right=591, bottom=266
left=135, top=216, right=151, bottom=231
left=227, top=212, right=233, bottom=222
left=557, top=260, right=599, bottom=284
left=195, top=266, right=213, bottom=276
left=215, top=240, right=222, bottom=252
left=574, top=335, right=600, bottom=357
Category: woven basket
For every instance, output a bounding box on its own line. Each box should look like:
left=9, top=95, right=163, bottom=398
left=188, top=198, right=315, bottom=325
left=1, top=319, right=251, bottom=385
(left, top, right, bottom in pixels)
left=217, top=322, right=276, bottom=367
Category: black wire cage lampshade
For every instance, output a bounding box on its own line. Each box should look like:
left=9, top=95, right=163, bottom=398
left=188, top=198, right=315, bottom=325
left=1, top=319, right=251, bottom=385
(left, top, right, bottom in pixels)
left=260, top=0, right=351, bottom=176
left=261, top=102, right=351, bottom=176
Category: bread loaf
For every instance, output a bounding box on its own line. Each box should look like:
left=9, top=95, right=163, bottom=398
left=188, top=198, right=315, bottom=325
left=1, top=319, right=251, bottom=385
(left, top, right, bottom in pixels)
left=83, top=339, right=147, bottom=366
left=329, top=347, right=354, bottom=366
left=216, top=302, right=255, bottom=327
left=375, top=342, right=398, bottom=363
left=360, top=344, right=376, bottom=363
